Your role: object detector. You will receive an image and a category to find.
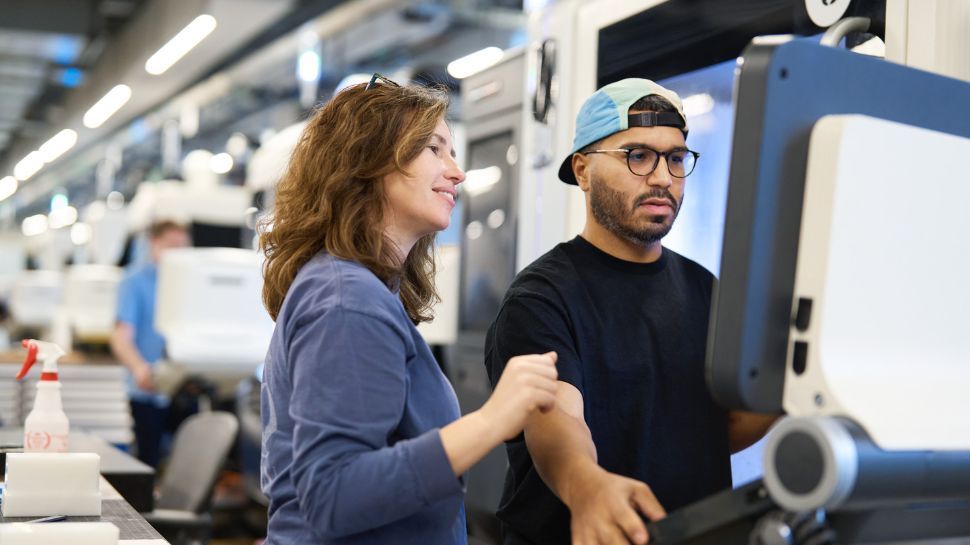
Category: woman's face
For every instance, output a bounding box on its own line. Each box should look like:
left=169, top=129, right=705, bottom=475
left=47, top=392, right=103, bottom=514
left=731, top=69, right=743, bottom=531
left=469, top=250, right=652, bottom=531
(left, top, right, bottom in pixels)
left=383, top=118, right=465, bottom=250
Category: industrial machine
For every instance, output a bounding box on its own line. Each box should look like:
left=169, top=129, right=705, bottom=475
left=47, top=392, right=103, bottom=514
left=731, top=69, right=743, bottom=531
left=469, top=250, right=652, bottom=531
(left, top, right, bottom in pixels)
left=509, top=0, right=970, bottom=543
left=649, top=31, right=970, bottom=545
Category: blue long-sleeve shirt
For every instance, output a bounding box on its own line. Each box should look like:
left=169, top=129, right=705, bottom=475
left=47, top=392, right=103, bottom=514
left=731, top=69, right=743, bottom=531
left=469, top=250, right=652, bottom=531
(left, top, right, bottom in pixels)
left=261, top=253, right=466, bottom=544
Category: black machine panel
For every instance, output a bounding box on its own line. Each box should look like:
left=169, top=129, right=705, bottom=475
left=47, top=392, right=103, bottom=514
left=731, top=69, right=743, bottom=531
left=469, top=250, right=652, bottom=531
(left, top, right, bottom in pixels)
left=596, top=0, right=888, bottom=86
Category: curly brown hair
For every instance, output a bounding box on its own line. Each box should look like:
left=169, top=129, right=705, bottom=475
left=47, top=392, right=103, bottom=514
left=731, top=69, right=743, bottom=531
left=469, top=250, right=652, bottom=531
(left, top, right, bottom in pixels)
left=259, top=82, right=450, bottom=323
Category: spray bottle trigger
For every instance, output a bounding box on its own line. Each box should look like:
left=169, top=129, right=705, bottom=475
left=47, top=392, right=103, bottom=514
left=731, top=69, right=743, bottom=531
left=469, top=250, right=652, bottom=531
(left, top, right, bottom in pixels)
left=16, top=339, right=38, bottom=381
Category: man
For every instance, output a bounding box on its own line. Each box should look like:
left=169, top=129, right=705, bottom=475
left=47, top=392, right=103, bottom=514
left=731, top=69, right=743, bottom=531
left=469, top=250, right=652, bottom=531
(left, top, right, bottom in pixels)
left=110, top=219, right=190, bottom=466
left=484, top=79, right=776, bottom=545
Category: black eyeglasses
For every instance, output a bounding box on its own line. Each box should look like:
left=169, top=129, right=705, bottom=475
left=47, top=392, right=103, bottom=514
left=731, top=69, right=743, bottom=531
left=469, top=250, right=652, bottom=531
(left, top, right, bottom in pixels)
left=581, top=146, right=700, bottom=178
left=365, top=73, right=401, bottom=90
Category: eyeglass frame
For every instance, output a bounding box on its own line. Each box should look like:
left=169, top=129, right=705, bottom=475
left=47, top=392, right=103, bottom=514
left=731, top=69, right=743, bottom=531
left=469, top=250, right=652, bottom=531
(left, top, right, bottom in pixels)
left=365, top=73, right=401, bottom=90
left=580, top=146, right=700, bottom=178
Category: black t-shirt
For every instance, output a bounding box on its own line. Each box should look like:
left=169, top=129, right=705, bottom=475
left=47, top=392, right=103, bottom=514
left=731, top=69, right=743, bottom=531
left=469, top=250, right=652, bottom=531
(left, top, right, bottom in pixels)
left=484, top=236, right=731, bottom=545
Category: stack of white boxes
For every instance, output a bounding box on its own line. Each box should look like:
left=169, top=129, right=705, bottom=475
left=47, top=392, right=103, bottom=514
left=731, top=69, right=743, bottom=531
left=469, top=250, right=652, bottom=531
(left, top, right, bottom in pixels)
left=0, top=364, right=19, bottom=429
left=1, top=363, right=133, bottom=448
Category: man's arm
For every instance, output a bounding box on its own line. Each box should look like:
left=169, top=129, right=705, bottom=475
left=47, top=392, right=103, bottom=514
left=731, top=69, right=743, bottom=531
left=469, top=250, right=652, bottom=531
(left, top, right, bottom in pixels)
left=525, top=381, right=666, bottom=545
left=727, top=411, right=780, bottom=453
left=109, top=322, right=155, bottom=392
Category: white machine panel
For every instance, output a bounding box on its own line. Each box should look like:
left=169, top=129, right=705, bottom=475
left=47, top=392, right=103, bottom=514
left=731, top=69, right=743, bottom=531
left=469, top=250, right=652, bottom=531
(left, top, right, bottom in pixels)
left=416, top=245, right=459, bottom=345
left=64, top=265, right=122, bottom=339
left=8, top=271, right=63, bottom=329
left=155, top=247, right=274, bottom=370
left=247, top=121, right=306, bottom=193
left=787, top=114, right=970, bottom=450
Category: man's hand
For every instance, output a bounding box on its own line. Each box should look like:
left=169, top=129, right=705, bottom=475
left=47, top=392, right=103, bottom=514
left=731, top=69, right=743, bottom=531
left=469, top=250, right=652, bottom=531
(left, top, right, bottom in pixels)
left=133, top=363, right=155, bottom=392
left=566, top=467, right=666, bottom=545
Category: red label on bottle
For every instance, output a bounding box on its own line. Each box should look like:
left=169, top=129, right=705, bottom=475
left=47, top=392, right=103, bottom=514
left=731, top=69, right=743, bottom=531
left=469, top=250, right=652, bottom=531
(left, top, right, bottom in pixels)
left=26, top=430, right=51, bottom=450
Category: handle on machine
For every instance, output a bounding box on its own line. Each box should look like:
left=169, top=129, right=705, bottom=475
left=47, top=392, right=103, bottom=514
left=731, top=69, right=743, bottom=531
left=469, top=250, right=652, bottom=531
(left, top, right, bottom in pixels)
left=820, top=17, right=871, bottom=48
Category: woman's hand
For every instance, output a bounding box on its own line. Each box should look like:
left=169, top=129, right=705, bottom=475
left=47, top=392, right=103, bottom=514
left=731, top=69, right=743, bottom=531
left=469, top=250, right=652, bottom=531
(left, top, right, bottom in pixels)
left=480, top=352, right=559, bottom=440
left=441, top=351, right=558, bottom=475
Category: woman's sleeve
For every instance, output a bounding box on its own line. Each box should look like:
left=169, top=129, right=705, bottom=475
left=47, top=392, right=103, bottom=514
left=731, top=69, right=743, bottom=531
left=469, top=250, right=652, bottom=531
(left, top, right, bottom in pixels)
left=287, top=307, right=462, bottom=540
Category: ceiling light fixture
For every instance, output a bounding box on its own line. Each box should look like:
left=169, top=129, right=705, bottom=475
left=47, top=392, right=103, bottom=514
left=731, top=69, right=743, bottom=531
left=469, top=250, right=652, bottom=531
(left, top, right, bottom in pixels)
left=38, top=129, right=79, bottom=163
left=145, top=14, right=218, bottom=75
left=83, top=84, right=132, bottom=128
left=447, top=47, right=504, bottom=79
left=0, top=176, right=17, bottom=202
left=14, top=151, right=45, bottom=181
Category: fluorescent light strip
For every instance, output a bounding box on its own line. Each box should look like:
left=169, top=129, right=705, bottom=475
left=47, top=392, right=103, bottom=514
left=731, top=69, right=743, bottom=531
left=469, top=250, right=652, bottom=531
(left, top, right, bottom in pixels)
left=14, top=151, right=45, bottom=181
left=0, top=176, right=17, bottom=202
left=447, top=47, right=504, bottom=79
left=84, top=84, right=132, bottom=129
left=38, top=129, right=78, bottom=163
left=146, top=14, right=217, bottom=75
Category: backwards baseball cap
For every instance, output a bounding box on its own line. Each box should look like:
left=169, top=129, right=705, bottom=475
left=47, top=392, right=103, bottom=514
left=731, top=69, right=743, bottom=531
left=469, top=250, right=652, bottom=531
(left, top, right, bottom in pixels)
left=558, top=78, right=688, bottom=185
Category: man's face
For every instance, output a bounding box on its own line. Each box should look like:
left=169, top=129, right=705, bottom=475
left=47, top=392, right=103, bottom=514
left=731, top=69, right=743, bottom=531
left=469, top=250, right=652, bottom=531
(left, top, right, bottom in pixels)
left=150, top=227, right=190, bottom=263
left=577, top=122, right=688, bottom=246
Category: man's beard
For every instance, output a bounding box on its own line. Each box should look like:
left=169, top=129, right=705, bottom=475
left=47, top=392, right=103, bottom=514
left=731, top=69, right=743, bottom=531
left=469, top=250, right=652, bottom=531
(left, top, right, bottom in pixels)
left=589, top=176, right=681, bottom=246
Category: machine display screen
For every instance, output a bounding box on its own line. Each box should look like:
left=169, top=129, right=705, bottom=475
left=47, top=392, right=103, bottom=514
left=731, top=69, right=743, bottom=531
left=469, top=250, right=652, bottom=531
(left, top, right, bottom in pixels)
left=459, top=131, right=517, bottom=332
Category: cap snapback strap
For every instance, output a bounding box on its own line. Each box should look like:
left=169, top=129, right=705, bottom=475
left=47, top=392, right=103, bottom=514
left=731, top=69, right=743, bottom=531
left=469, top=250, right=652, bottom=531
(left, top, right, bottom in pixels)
left=628, top=111, right=685, bottom=129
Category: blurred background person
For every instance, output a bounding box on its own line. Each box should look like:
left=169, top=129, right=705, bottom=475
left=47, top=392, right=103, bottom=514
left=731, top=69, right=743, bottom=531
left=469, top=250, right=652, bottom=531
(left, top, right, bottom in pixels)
left=110, top=219, right=191, bottom=466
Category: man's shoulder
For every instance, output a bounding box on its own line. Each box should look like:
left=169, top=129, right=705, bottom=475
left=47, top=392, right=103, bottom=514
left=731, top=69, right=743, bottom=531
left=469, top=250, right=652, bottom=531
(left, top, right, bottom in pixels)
left=664, top=247, right=715, bottom=282
left=508, top=241, right=581, bottom=297
left=120, top=263, right=156, bottom=288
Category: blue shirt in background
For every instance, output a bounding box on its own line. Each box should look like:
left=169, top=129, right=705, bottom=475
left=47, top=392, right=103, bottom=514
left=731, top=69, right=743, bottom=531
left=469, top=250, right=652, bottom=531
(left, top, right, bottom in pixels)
left=261, top=253, right=466, bottom=545
left=116, top=262, right=167, bottom=405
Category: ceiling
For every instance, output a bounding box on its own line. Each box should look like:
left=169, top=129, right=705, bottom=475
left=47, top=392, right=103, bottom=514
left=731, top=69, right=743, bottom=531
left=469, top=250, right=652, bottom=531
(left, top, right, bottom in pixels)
left=0, top=0, right=147, bottom=161
left=0, top=0, right=525, bottom=224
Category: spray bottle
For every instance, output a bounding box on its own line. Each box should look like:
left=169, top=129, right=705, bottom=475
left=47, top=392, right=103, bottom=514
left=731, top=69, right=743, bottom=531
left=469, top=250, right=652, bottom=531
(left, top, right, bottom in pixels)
left=16, top=339, right=69, bottom=452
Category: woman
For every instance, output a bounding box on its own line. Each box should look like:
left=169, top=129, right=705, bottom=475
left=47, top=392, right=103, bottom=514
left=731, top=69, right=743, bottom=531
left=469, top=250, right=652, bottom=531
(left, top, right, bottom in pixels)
left=259, top=77, right=558, bottom=544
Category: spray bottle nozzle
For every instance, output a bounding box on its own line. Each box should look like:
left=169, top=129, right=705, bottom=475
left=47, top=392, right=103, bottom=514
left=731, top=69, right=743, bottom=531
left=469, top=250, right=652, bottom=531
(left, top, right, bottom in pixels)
left=16, top=339, right=66, bottom=381
left=16, top=339, right=39, bottom=381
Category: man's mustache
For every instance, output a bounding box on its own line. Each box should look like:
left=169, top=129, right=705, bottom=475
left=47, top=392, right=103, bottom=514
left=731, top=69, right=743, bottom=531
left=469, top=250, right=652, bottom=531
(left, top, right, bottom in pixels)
left=633, top=189, right=678, bottom=211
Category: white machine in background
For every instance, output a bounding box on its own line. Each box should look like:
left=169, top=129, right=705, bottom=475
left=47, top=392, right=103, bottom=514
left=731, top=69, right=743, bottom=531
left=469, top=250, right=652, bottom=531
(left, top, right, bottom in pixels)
left=126, top=178, right=251, bottom=239
left=155, top=247, right=274, bottom=373
left=245, top=121, right=307, bottom=248
left=8, top=270, right=63, bottom=333
left=0, top=238, right=27, bottom=298
left=63, top=265, right=123, bottom=342
left=416, top=245, right=460, bottom=346
left=82, top=200, right=128, bottom=267
left=246, top=121, right=306, bottom=196
left=25, top=228, right=74, bottom=274
left=127, top=149, right=252, bottom=254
